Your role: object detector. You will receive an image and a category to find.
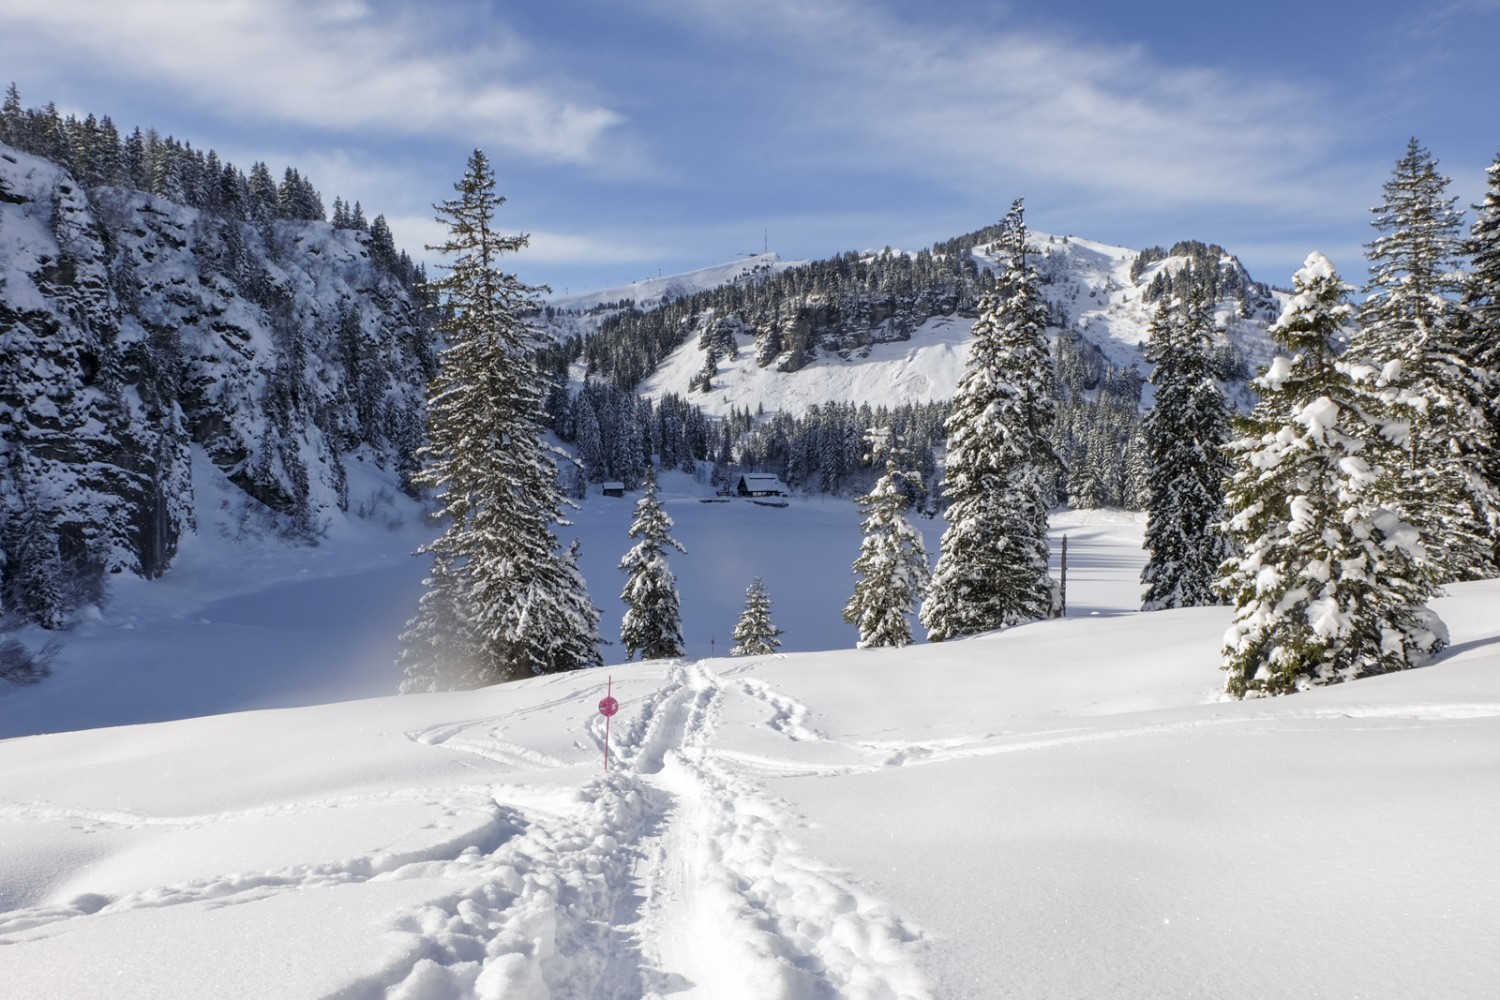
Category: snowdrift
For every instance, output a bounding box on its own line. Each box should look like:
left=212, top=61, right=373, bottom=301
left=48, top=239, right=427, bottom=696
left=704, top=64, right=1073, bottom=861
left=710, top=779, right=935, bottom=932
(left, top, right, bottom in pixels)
left=2, top=491, right=1496, bottom=999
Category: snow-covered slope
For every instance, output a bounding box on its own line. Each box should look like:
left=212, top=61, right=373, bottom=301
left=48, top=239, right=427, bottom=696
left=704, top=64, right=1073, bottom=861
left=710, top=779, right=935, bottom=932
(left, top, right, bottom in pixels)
left=646, top=311, right=975, bottom=421
left=1, top=488, right=1496, bottom=999
left=546, top=253, right=796, bottom=339
left=0, top=140, right=429, bottom=609
left=634, top=234, right=1280, bottom=418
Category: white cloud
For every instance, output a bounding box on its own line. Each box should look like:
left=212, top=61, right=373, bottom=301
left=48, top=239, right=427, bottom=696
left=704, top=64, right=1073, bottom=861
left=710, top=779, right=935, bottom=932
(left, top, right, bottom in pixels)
left=514, top=230, right=663, bottom=267
left=2, top=0, right=623, bottom=165
left=377, top=213, right=448, bottom=260
left=380, top=214, right=662, bottom=279
left=659, top=0, right=1356, bottom=219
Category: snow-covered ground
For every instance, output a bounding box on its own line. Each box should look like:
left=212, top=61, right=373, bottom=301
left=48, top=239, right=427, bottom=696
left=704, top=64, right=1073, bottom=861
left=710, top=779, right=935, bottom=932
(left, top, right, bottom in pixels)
left=641, top=313, right=976, bottom=419
left=547, top=253, right=793, bottom=317
left=2, top=474, right=1498, bottom=998
left=632, top=235, right=1279, bottom=420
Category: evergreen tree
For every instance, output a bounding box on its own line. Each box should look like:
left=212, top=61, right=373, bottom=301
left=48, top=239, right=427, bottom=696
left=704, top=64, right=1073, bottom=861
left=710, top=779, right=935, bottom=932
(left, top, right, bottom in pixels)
left=397, top=554, right=475, bottom=692
left=1140, top=290, right=1233, bottom=610
left=731, top=577, right=782, bottom=656
left=1462, top=147, right=1500, bottom=566
left=619, top=465, right=687, bottom=660
left=247, top=161, right=278, bottom=226
left=574, top=396, right=606, bottom=482
left=1220, top=253, right=1447, bottom=696
left=1353, top=138, right=1499, bottom=581
left=920, top=200, right=1057, bottom=640
left=0, top=83, right=21, bottom=147
left=399, top=150, right=601, bottom=690
left=844, top=430, right=929, bottom=648
left=9, top=506, right=66, bottom=630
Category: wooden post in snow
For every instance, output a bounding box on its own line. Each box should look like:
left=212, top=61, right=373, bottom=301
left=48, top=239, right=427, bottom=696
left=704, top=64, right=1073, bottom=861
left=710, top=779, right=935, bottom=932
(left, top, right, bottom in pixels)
left=1058, top=534, right=1068, bottom=618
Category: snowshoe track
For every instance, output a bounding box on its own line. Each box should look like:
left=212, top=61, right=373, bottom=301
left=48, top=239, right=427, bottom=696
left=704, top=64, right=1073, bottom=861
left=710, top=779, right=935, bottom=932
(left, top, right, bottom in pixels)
left=5, top=665, right=932, bottom=997
left=624, top=663, right=932, bottom=999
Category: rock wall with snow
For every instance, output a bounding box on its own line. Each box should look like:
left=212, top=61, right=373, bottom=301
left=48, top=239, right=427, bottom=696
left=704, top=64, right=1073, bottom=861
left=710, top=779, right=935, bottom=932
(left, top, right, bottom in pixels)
left=0, top=142, right=432, bottom=624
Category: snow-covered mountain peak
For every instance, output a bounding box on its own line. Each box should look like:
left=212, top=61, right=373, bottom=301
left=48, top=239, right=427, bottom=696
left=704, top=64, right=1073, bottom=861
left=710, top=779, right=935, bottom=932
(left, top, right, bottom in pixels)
left=546, top=253, right=797, bottom=332
left=595, top=228, right=1282, bottom=419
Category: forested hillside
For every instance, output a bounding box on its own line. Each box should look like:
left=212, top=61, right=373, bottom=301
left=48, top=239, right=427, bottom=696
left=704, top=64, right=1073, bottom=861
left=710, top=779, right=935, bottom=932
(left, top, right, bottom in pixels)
left=540, top=231, right=1281, bottom=507
left=0, top=91, right=433, bottom=631
left=0, top=87, right=1289, bottom=636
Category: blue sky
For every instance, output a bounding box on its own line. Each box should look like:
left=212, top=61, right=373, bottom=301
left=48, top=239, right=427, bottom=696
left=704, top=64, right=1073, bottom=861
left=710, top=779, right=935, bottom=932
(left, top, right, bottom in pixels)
left=4, top=0, right=1499, bottom=294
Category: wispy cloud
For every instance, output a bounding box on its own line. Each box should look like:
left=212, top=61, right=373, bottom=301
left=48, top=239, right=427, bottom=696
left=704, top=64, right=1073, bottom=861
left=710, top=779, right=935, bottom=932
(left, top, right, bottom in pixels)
left=380, top=214, right=664, bottom=281
left=519, top=230, right=663, bottom=267
left=659, top=0, right=1355, bottom=218
left=2, top=0, right=624, bottom=165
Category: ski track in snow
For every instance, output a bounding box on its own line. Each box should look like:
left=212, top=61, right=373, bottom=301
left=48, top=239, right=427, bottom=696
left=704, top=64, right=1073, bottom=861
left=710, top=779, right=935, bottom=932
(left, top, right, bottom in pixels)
left=8, top=661, right=1490, bottom=998
left=367, top=662, right=935, bottom=998
left=737, top=677, right=826, bottom=742
left=0, top=786, right=522, bottom=938
left=409, top=719, right=569, bottom=771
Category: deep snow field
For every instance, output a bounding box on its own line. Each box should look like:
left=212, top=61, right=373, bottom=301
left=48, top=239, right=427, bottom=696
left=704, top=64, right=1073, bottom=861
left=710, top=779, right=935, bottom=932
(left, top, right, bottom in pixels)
left=1, top=464, right=1498, bottom=999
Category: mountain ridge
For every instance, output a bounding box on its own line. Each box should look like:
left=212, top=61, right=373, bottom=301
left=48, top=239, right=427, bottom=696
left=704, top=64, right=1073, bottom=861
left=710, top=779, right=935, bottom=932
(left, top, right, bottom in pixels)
left=552, top=228, right=1283, bottom=420
left=0, top=140, right=432, bottom=628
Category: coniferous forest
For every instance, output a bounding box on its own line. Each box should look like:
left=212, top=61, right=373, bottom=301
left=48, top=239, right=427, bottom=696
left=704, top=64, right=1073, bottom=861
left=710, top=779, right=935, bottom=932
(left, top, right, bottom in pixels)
left=1, top=87, right=433, bottom=633
left=4, top=83, right=1499, bottom=701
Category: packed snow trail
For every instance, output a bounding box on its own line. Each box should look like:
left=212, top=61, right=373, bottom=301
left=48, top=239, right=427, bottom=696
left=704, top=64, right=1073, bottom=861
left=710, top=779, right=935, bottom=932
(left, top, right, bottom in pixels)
left=597, top=663, right=927, bottom=999
left=373, top=660, right=932, bottom=999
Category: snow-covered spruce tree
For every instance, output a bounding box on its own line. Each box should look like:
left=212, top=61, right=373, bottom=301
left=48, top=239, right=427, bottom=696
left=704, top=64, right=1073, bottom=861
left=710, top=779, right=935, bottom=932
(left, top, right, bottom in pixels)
left=844, top=430, right=929, bottom=648
left=574, top=398, right=605, bottom=483
left=1462, top=147, right=1500, bottom=565
left=3, top=502, right=67, bottom=631
left=1353, top=138, right=1499, bottom=582
left=395, top=553, right=476, bottom=692
left=619, top=465, right=687, bottom=660
left=1219, top=253, right=1447, bottom=697
left=1139, top=289, right=1233, bottom=610
left=399, top=150, right=601, bottom=691
left=731, top=577, right=782, bottom=656
left=920, top=200, right=1058, bottom=641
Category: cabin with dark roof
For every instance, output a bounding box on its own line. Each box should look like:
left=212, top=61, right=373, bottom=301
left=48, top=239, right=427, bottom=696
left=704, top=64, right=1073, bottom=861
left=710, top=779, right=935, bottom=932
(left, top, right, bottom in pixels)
left=735, top=474, right=787, bottom=497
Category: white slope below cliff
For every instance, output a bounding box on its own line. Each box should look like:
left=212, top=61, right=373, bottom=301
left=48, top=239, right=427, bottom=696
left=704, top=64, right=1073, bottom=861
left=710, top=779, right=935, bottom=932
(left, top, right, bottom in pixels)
left=0, top=502, right=1496, bottom=1000
left=622, top=232, right=1283, bottom=419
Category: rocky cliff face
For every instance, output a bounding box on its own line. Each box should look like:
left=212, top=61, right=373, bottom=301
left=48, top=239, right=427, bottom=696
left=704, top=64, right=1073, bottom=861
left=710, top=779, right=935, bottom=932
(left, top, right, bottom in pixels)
left=0, top=142, right=431, bottom=625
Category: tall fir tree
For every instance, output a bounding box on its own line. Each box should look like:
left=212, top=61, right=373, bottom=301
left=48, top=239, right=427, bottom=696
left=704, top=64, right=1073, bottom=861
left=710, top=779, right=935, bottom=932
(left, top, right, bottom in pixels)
left=1461, top=147, right=1500, bottom=566
left=920, top=200, right=1057, bottom=641
left=396, top=553, right=476, bottom=692
left=0, top=83, right=21, bottom=147
left=619, top=465, right=687, bottom=660
left=399, top=150, right=601, bottom=691
left=731, top=578, right=782, bottom=656
left=9, top=506, right=66, bottom=630
left=844, top=430, right=929, bottom=648
left=574, top=397, right=606, bottom=483
left=1352, top=138, right=1499, bottom=582
left=1139, top=289, right=1233, bottom=610
left=1219, top=253, right=1447, bottom=697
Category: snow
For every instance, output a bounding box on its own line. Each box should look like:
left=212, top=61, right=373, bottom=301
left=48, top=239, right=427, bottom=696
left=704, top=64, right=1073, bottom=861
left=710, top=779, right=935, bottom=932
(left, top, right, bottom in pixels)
left=3, top=471, right=1499, bottom=998
left=629, top=234, right=1281, bottom=420
left=1294, top=395, right=1340, bottom=442
left=546, top=253, right=796, bottom=339
left=642, top=313, right=976, bottom=419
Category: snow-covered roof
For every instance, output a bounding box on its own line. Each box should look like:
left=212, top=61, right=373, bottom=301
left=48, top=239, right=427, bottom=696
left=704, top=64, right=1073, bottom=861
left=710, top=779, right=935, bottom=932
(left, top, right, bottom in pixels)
left=738, top=474, right=786, bottom=488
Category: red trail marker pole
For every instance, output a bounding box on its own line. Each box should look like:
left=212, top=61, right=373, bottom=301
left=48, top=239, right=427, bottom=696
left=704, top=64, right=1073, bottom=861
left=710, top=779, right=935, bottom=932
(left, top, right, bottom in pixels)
left=598, top=675, right=619, bottom=771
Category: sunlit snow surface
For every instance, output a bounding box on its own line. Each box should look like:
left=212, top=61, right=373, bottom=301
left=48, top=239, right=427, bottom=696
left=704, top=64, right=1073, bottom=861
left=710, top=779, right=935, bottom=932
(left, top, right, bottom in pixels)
left=1, top=474, right=1498, bottom=999
left=630, top=236, right=1280, bottom=420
